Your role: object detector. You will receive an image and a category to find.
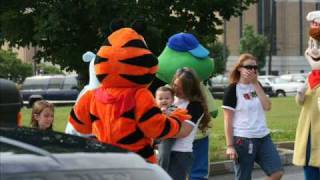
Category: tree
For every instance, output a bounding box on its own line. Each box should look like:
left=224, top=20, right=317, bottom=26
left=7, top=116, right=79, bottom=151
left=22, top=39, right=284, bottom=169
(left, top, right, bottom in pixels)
left=37, top=63, right=64, bottom=75
left=239, top=25, right=269, bottom=72
left=0, top=0, right=256, bottom=77
left=0, top=50, right=33, bottom=83
left=208, top=41, right=229, bottom=75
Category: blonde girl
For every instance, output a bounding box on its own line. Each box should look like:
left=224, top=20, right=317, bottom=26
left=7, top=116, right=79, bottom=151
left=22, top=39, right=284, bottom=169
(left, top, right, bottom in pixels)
left=31, top=100, right=54, bottom=130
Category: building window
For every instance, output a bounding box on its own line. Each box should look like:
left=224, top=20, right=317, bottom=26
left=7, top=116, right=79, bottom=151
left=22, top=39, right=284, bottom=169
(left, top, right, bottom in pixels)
left=257, top=0, right=277, bottom=55
left=316, top=2, right=320, bottom=10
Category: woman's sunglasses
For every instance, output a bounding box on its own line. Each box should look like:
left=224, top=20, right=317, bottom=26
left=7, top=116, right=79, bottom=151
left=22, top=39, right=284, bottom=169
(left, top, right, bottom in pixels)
left=241, top=65, right=258, bottom=70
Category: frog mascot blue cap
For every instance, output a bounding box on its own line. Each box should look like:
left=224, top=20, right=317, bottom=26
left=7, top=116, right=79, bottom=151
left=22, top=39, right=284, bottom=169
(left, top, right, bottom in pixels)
left=167, top=33, right=209, bottom=58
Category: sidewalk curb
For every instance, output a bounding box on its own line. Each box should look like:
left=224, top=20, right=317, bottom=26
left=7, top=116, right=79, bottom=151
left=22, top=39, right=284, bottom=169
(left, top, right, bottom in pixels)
left=209, top=141, right=294, bottom=176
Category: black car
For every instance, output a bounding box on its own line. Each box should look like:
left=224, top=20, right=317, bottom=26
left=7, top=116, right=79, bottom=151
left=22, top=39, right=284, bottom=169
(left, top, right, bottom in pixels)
left=20, top=75, right=80, bottom=107
left=209, top=75, right=275, bottom=99
left=0, top=127, right=171, bottom=180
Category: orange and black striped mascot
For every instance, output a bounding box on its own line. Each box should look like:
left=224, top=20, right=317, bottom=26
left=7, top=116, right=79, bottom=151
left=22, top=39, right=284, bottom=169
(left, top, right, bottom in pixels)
left=68, top=27, right=190, bottom=163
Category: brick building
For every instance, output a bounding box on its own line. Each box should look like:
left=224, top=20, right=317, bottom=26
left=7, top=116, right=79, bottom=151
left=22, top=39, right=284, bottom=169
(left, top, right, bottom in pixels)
left=223, top=0, right=320, bottom=75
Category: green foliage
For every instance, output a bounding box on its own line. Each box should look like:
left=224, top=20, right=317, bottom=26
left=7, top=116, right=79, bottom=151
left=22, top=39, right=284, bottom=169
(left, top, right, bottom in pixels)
left=0, top=0, right=256, bottom=76
left=208, top=41, right=229, bottom=75
left=37, top=63, right=63, bottom=75
left=0, top=50, right=32, bottom=82
left=239, top=25, right=269, bottom=71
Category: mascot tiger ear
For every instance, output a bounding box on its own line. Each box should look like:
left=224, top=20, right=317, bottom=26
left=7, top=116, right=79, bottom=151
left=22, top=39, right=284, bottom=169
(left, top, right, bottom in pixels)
left=109, top=17, right=147, bottom=35
left=109, top=18, right=126, bottom=32
left=131, top=16, right=147, bottom=35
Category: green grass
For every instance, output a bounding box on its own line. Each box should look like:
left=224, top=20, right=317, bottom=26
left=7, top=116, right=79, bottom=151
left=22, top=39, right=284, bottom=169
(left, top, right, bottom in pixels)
left=21, top=97, right=301, bottom=162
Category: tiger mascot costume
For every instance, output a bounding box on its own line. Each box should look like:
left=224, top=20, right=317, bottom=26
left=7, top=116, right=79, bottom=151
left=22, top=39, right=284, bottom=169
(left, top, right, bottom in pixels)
left=68, top=27, right=190, bottom=163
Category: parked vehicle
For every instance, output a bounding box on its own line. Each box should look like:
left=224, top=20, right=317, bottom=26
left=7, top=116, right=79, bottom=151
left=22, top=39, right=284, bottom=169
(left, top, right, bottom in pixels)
left=209, top=75, right=229, bottom=99
left=209, top=75, right=275, bottom=99
left=258, top=75, right=303, bottom=96
left=20, top=75, right=80, bottom=107
left=0, top=127, right=170, bottom=180
left=279, top=73, right=309, bottom=83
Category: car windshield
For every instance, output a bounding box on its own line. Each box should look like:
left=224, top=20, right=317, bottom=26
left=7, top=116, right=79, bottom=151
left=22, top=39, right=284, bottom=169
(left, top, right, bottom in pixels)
left=0, top=127, right=127, bottom=154
left=22, top=78, right=49, bottom=90
left=271, top=77, right=289, bottom=84
left=63, top=76, right=78, bottom=90
left=211, top=75, right=228, bottom=84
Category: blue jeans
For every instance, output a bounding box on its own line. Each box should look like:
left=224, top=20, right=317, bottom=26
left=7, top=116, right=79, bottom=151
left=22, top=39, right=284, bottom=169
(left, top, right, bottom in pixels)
left=168, top=151, right=194, bottom=180
left=304, top=134, right=320, bottom=180
left=233, top=135, right=283, bottom=180
left=158, top=138, right=175, bottom=172
left=190, top=136, right=209, bottom=180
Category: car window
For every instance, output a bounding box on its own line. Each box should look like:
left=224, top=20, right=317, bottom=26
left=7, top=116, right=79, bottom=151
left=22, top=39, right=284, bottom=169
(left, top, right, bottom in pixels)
left=292, top=75, right=305, bottom=82
left=0, top=127, right=128, bottom=154
left=274, top=78, right=289, bottom=83
left=48, top=78, right=64, bottom=89
left=211, top=75, right=224, bottom=84
left=22, top=78, right=49, bottom=90
left=63, top=76, right=78, bottom=90
left=266, top=77, right=274, bottom=82
left=222, top=77, right=228, bottom=84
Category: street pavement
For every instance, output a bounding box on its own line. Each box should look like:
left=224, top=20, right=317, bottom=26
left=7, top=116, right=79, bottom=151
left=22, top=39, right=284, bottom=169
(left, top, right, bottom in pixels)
left=209, top=165, right=304, bottom=180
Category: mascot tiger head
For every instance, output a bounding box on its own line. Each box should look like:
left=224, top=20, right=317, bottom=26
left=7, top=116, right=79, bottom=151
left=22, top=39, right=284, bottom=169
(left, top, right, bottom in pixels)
left=94, top=28, right=158, bottom=88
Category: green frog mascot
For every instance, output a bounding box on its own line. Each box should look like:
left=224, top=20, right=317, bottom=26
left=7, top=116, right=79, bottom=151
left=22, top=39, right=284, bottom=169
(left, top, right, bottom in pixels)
left=151, top=32, right=216, bottom=180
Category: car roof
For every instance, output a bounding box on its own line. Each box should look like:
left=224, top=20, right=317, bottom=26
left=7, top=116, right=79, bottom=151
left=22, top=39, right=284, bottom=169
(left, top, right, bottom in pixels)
left=1, top=152, right=147, bottom=173
left=24, top=75, right=77, bottom=80
left=26, top=75, right=65, bottom=79
left=258, top=75, right=277, bottom=78
left=1, top=152, right=171, bottom=179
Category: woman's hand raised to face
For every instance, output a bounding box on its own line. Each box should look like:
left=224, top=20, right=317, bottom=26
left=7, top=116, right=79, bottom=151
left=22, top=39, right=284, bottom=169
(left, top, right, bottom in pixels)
left=242, top=68, right=258, bottom=84
left=248, top=69, right=258, bottom=84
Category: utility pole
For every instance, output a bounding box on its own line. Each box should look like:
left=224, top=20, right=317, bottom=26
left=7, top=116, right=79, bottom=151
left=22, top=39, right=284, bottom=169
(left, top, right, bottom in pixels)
left=223, top=19, right=227, bottom=66
left=299, top=0, right=303, bottom=55
left=32, top=47, right=37, bottom=75
left=239, top=0, right=243, bottom=38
